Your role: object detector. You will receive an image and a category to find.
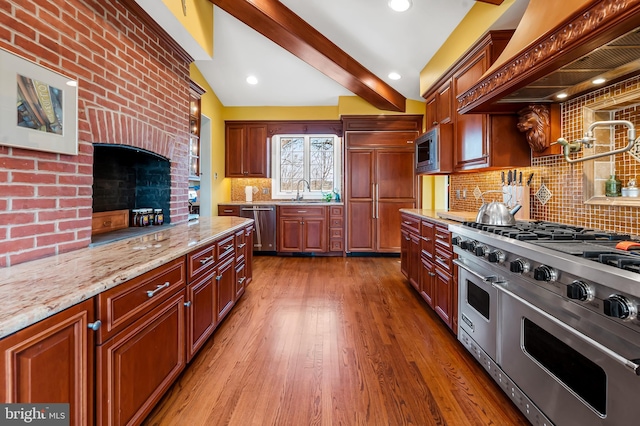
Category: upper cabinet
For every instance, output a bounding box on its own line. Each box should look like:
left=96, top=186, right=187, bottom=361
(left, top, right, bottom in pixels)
left=189, top=80, right=206, bottom=180
left=225, top=122, right=270, bottom=178
left=421, top=30, right=531, bottom=173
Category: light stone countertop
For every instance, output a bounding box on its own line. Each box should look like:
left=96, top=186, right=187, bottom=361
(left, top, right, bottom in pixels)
left=399, top=209, right=465, bottom=226
left=0, top=216, right=252, bottom=339
left=220, top=201, right=344, bottom=206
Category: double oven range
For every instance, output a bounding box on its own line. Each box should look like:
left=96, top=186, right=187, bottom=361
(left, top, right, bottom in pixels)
left=450, top=221, right=640, bottom=426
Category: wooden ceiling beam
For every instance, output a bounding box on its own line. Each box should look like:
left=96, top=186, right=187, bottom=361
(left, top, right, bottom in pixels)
left=210, top=0, right=406, bottom=112
left=475, top=0, right=505, bottom=5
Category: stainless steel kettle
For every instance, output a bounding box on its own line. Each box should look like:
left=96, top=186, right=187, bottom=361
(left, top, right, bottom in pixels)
left=476, top=190, right=522, bottom=226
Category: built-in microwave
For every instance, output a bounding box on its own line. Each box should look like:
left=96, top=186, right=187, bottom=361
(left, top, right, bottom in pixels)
left=415, top=123, right=453, bottom=174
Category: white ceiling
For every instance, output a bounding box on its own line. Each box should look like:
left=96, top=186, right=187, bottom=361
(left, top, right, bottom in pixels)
left=139, top=0, right=529, bottom=108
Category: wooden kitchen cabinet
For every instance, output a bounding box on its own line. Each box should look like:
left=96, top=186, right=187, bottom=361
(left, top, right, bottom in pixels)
left=189, top=80, right=206, bottom=180
left=400, top=213, right=421, bottom=292
left=0, top=298, right=95, bottom=426
left=216, top=256, right=236, bottom=324
left=225, top=122, right=269, bottom=178
left=328, top=205, right=344, bottom=253
left=218, top=205, right=240, bottom=216
left=277, top=206, right=327, bottom=253
left=425, top=80, right=451, bottom=129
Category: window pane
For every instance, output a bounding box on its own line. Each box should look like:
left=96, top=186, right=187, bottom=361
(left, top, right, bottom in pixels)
left=280, top=137, right=304, bottom=192
left=309, top=137, right=334, bottom=191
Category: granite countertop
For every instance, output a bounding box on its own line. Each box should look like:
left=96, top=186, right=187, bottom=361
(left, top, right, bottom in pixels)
left=399, top=209, right=473, bottom=226
left=0, top=216, right=252, bottom=339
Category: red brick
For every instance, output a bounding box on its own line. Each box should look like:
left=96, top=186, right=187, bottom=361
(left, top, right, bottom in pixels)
left=0, top=237, right=35, bottom=254
left=58, top=175, right=92, bottom=186
left=11, top=172, right=57, bottom=184
left=11, top=223, right=55, bottom=238
left=58, top=218, right=91, bottom=231
left=9, top=247, right=56, bottom=266
left=38, top=186, right=76, bottom=197
left=38, top=161, right=77, bottom=173
left=11, top=198, right=57, bottom=210
left=0, top=227, right=6, bottom=239
left=37, top=231, right=75, bottom=246
left=59, top=197, right=91, bottom=209
left=0, top=185, right=35, bottom=197
left=39, top=209, right=76, bottom=221
left=0, top=157, right=36, bottom=170
left=0, top=199, right=7, bottom=210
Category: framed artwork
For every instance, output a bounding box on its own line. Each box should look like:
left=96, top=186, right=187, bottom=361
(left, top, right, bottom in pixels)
left=0, top=48, right=78, bottom=155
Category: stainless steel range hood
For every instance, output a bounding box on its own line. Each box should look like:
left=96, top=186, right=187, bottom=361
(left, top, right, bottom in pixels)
left=458, top=0, right=640, bottom=114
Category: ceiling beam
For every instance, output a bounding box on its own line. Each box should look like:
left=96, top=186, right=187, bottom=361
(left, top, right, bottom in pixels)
left=475, top=0, right=505, bottom=5
left=210, top=0, right=406, bottom=112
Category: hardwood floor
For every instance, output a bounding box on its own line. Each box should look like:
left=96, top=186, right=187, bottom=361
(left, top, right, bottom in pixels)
left=144, top=256, right=529, bottom=426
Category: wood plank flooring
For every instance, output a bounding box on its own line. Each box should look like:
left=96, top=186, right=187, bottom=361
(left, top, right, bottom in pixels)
left=144, top=256, right=529, bottom=426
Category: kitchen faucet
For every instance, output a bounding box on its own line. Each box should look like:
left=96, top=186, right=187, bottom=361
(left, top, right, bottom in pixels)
left=295, top=179, right=310, bottom=201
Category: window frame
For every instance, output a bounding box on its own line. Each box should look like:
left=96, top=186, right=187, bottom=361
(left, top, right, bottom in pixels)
left=271, top=134, right=342, bottom=200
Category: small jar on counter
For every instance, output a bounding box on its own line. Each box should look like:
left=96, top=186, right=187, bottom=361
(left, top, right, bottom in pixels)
left=140, top=209, right=151, bottom=226
left=153, top=208, right=164, bottom=225
left=148, top=209, right=155, bottom=225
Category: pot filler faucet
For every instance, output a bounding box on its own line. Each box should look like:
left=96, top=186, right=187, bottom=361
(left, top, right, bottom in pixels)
left=295, top=179, right=310, bottom=201
left=553, top=120, right=638, bottom=164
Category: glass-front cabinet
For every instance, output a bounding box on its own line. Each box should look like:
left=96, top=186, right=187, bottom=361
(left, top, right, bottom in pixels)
left=189, top=80, right=206, bottom=180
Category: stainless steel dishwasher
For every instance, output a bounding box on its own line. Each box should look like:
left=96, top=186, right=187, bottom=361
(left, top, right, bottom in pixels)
left=240, top=205, right=276, bottom=253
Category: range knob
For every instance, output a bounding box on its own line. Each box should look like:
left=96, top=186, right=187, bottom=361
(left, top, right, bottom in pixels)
left=533, top=265, right=557, bottom=282
left=509, top=258, right=530, bottom=274
left=603, top=295, right=636, bottom=320
left=459, top=240, right=472, bottom=250
left=566, top=280, right=593, bottom=301
left=451, top=236, right=462, bottom=246
left=487, top=250, right=505, bottom=263
left=474, top=244, right=488, bottom=257
left=465, top=240, right=478, bottom=253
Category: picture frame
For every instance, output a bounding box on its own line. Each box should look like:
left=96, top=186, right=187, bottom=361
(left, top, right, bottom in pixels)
left=0, top=48, right=78, bottom=155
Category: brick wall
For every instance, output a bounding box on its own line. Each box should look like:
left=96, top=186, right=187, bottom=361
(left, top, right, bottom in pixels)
left=0, top=0, right=191, bottom=266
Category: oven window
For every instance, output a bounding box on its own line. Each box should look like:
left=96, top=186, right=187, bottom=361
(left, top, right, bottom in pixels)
left=467, top=280, right=490, bottom=320
left=523, top=318, right=607, bottom=415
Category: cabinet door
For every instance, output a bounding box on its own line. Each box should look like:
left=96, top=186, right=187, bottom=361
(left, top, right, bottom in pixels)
left=245, top=124, right=269, bottom=177
left=278, top=217, right=303, bottom=252
left=420, top=257, right=435, bottom=308
left=302, top=217, right=326, bottom=252
left=97, top=291, right=185, bottom=426
left=186, top=272, right=216, bottom=361
left=454, top=48, right=489, bottom=170
left=434, top=268, right=453, bottom=329
left=216, top=257, right=236, bottom=324
left=375, top=149, right=416, bottom=252
left=0, top=299, right=94, bottom=426
left=408, top=232, right=421, bottom=292
left=245, top=226, right=254, bottom=285
left=400, top=228, right=410, bottom=278
left=235, top=261, right=247, bottom=300
left=225, top=124, right=246, bottom=177
left=425, top=93, right=437, bottom=129
left=436, top=81, right=452, bottom=124
left=347, top=149, right=375, bottom=251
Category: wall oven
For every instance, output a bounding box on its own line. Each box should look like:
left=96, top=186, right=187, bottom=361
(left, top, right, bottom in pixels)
left=414, top=124, right=453, bottom=174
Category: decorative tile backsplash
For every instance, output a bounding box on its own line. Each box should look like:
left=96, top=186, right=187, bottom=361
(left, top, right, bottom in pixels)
left=450, top=75, right=640, bottom=235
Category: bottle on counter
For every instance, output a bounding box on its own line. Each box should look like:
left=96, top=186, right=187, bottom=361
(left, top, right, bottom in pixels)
left=605, top=174, right=622, bottom=197
left=154, top=208, right=164, bottom=225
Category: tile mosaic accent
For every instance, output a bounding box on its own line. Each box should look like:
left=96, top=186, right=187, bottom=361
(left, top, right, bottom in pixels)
left=450, top=74, right=640, bottom=236
left=535, top=183, right=552, bottom=206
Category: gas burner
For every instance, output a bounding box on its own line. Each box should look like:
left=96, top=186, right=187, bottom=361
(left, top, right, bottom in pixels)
left=462, top=220, right=631, bottom=242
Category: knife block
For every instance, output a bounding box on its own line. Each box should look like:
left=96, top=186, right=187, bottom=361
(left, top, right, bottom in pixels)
left=503, top=185, right=530, bottom=220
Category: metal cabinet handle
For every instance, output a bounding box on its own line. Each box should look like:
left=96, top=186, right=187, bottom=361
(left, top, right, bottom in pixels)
left=199, top=256, right=213, bottom=265
left=403, top=221, right=412, bottom=225
left=103, top=221, right=112, bottom=227
left=147, top=282, right=170, bottom=298
left=88, top=320, right=102, bottom=331
left=223, top=209, right=234, bottom=213
left=297, top=210, right=307, bottom=213
left=428, top=272, right=436, bottom=277
left=453, top=259, right=498, bottom=283
left=238, top=277, right=246, bottom=284
left=435, top=255, right=447, bottom=264
left=423, top=237, right=431, bottom=242
left=184, top=301, right=192, bottom=307
left=375, top=184, right=379, bottom=219
left=223, top=244, right=233, bottom=250
left=216, top=275, right=222, bottom=281
left=435, top=234, right=445, bottom=239
left=238, top=243, right=246, bottom=248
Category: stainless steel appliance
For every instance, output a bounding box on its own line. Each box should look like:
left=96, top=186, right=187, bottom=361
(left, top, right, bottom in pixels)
left=240, top=205, right=276, bottom=252
left=414, top=124, right=453, bottom=174
left=451, top=221, right=640, bottom=426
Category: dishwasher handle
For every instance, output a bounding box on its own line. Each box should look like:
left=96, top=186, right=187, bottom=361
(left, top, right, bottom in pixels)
left=241, top=207, right=274, bottom=211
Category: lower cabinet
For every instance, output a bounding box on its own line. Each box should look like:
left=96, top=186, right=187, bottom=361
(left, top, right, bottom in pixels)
left=0, top=298, right=95, bottom=426
left=216, top=256, right=236, bottom=323
left=400, top=212, right=457, bottom=333
left=186, top=271, right=217, bottom=361
left=277, top=206, right=327, bottom=253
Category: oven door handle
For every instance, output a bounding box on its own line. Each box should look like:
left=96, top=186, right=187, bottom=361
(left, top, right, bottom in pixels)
left=453, top=259, right=499, bottom=283
left=494, top=283, right=640, bottom=376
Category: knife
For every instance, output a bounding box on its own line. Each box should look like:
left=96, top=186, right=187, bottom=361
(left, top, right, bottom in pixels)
left=507, top=170, right=512, bottom=185
left=519, top=171, right=523, bottom=186
left=526, top=172, right=534, bottom=186
left=501, top=171, right=505, bottom=186
left=513, top=169, right=517, bottom=186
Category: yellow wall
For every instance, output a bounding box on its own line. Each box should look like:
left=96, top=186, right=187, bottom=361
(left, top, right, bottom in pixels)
left=190, top=64, right=229, bottom=213
left=163, top=0, right=213, bottom=57
left=419, top=0, right=517, bottom=95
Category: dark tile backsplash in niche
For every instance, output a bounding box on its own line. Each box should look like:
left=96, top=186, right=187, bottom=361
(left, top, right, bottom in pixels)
left=92, top=144, right=171, bottom=223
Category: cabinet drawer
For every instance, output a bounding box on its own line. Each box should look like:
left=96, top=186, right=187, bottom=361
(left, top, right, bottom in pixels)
left=97, top=257, right=185, bottom=343
left=187, top=242, right=216, bottom=281
left=279, top=206, right=325, bottom=217
left=330, top=239, right=344, bottom=251
left=330, top=217, right=343, bottom=228
left=400, top=214, right=420, bottom=234
left=434, top=225, right=452, bottom=252
left=433, top=248, right=453, bottom=274
left=218, top=205, right=240, bottom=216
left=330, top=228, right=343, bottom=239
left=329, top=205, right=343, bottom=217
left=92, top=209, right=129, bottom=235
left=217, top=234, right=235, bottom=261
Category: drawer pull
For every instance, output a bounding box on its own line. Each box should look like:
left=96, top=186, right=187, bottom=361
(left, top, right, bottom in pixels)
left=223, top=244, right=234, bottom=251
left=88, top=320, right=102, bottom=331
left=423, top=237, right=431, bottom=242
left=238, top=277, right=246, bottom=284
left=435, top=234, right=446, bottom=239
left=238, top=243, right=246, bottom=248
left=184, top=301, right=192, bottom=308
left=147, top=282, right=170, bottom=298
left=435, top=256, right=448, bottom=267
left=403, top=221, right=412, bottom=225
left=224, top=209, right=234, bottom=213
left=428, top=272, right=436, bottom=277
left=103, top=221, right=112, bottom=227
left=216, top=275, right=223, bottom=281
left=199, top=256, right=213, bottom=265
left=297, top=210, right=307, bottom=213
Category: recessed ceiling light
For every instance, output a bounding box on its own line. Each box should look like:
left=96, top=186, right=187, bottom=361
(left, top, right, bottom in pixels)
left=388, top=72, right=401, bottom=80
left=556, top=93, right=568, bottom=99
left=246, top=75, right=258, bottom=85
left=592, top=77, right=606, bottom=85
left=388, top=0, right=412, bottom=12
